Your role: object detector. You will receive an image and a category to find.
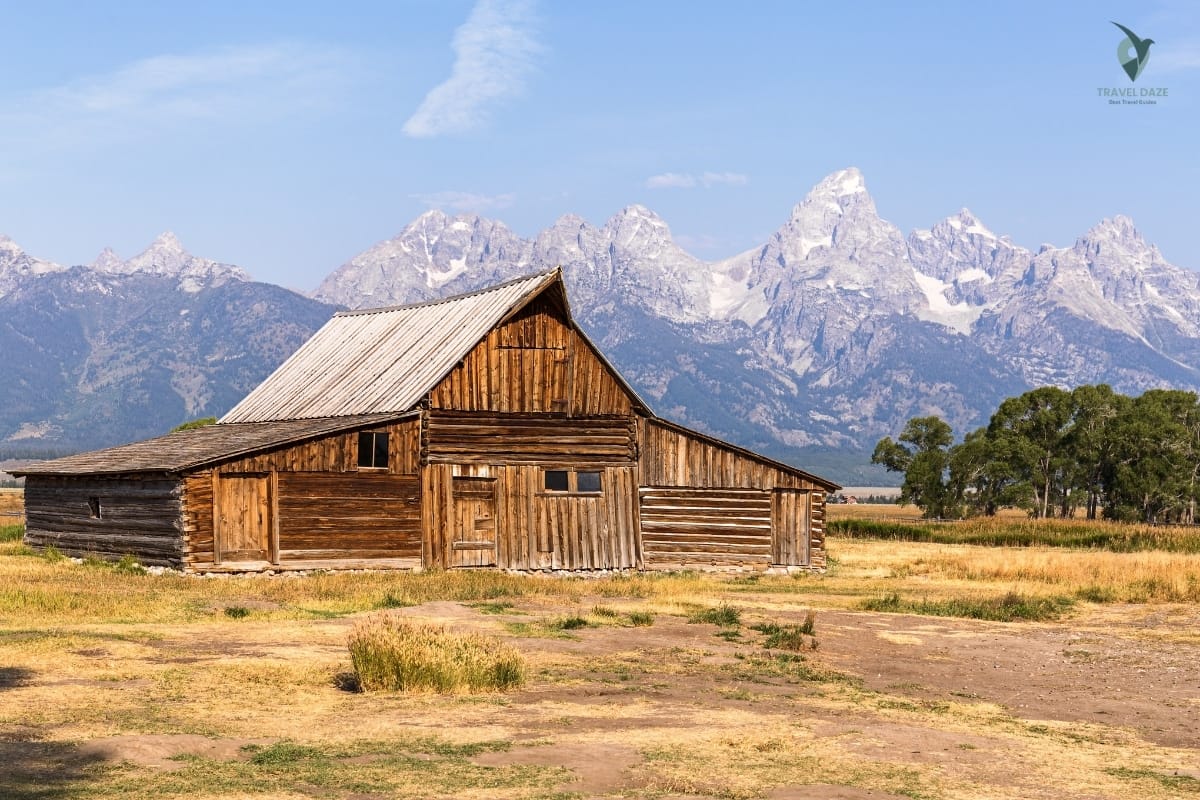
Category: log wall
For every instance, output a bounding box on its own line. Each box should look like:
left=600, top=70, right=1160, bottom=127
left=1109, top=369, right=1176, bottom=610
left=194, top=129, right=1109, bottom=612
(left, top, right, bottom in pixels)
left=428, top=294, right=634, bottom=416
left=640, top=487, right=772, bottom=568
left=424, top=411, right=637, bottom=465
left=637, top=419, right=828, bottom=569
left=276, top=473, right=420, bottom=562
left=24, top=476, right=184, bottom=567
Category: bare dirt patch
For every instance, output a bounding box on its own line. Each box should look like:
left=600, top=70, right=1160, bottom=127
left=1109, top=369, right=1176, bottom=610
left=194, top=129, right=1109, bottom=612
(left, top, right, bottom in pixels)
left=813, top=605, right=1200, bottom=749
left=75, top=734, right=271, bottom=771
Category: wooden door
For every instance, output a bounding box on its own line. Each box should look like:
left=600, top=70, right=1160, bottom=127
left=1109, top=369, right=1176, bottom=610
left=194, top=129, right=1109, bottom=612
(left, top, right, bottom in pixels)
left=771, top=489, right=810, bottom=566
left=215, top=474, right=272, bottom=564
left=451, top=476, right=497, bottom=567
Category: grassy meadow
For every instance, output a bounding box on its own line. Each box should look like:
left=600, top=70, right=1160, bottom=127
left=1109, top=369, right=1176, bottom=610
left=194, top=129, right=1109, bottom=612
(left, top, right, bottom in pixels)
left=1, top=505, right=1198, bottom=799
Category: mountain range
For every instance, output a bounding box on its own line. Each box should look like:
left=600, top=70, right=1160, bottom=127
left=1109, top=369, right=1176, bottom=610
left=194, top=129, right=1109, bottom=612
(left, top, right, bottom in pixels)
left=3, top=168, right=1198, bottom=483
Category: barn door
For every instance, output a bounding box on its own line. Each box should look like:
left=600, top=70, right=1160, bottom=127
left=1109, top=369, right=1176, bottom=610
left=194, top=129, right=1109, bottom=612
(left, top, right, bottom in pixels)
left=451, top=476, right=497, bottom=567
left=214, top=474, right=273, bottom=564
left=771, top=489, right=810, bottom=567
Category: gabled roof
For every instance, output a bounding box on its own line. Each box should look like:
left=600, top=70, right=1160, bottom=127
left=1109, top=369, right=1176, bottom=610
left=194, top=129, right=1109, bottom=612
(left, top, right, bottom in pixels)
left=221, top=269, right=648, bottom=424
left=13, top=413, right=413, bottom=476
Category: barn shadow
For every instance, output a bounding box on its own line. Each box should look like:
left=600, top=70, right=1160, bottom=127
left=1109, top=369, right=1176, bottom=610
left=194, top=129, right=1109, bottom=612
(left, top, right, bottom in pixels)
left=1, top=669, right=106, bottom=798
left=0, top=737, right=106, bottom=799
left=0, top=666, right=34, bottom=689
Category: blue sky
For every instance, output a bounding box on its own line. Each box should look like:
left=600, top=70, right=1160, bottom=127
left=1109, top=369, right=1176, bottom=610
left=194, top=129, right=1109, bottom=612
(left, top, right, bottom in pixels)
left=0, top=0, right=1197, bottom=290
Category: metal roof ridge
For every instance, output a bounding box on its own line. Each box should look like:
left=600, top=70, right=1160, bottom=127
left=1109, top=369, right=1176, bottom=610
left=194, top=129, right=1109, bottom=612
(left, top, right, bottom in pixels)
left=332, top=268, right=560, bottom=317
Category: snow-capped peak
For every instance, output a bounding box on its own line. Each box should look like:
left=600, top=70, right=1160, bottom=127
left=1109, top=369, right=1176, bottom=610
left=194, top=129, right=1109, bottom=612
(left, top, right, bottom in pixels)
left=811, top=167, right=867, bottom=198
left=944, top=208, right=997, bottom=239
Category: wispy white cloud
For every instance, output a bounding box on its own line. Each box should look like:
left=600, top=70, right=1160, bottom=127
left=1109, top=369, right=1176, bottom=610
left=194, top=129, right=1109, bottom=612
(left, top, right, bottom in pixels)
left=403, top=0, right=541, bottom=138
left=411, top=190, right=517, bottom=212
left=0, top=42, right=355, bottom=148
left=645, top=171, right=749, bottom=189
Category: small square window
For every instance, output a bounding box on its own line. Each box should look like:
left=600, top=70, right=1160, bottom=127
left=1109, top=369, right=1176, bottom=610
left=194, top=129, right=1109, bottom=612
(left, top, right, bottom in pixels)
left=87, top=496, right=102, bottom=519
left=358, top=431, right=389, bottom=469
left=576, top=471, right=602, bottom=493
left=544, top=470, right=569, bottom=492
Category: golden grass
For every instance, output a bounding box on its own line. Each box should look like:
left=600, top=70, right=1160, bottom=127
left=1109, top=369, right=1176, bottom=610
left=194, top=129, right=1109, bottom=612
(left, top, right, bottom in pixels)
left=0, top=488, right=22, bottom=516
left=348, top=615, right=525, bottom=693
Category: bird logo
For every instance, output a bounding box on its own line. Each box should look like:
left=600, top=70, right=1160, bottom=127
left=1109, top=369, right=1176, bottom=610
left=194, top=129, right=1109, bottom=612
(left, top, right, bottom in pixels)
left=1112, top=21, right=1154, bottom=82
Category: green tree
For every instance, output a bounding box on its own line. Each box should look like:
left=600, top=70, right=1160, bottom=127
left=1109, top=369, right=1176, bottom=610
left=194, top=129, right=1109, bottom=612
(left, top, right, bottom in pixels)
left=1063, top=385, right=1128, bottom=519
left=948, top=427, right=1027, bottom=516
left=1104, top=390, right=1200, bottom=523
left=872, top=416, right=957, bottom=518
left=171, top=416, right=217, bottom=432
left=986, top=387, right=1073, bottom=519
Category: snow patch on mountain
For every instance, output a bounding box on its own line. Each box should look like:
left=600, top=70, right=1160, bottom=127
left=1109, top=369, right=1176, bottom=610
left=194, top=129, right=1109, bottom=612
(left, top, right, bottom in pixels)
left=911, top=269, right=983, bottom=335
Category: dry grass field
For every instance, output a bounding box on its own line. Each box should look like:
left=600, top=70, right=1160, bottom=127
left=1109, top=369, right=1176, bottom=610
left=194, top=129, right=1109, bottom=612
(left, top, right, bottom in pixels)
left=1, top=507, right=1199, bottom=800
left=0, top=488, right=23, bottom=520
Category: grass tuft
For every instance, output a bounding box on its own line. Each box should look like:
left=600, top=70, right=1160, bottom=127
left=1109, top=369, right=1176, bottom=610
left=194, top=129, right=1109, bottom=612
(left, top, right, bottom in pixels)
left=830, top=516, right=1200, bottom=554
left=861, top=591, right=1074, bottom=622
left=0, top=524, right=23, bottom=543
left=548, top=614, right=590, bottom=630
left=1105, top=767, right=1200, bottom=793
left=224, top=606, right=251, bottom=619
left=751, top=612, right=817, bottom=651
left=244, top=740, right=327, bottom=766
left=688, top=603, right=741, bottom=627
left=113, top=554, right=147, bottom=575
left=627, top=610, right=655, bottom=627
left=40, top=545, right=65, bottom=563
left=348, top=615, right=525, bottom=693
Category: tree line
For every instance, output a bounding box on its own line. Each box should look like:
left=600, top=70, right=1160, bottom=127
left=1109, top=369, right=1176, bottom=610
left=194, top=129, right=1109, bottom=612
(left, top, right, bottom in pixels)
left=872, top=385, right=1200, bottom=524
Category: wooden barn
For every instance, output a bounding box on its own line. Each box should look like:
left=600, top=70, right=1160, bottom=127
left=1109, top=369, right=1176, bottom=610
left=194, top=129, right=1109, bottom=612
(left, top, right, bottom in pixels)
left=16, top=270, right=839, bottom=573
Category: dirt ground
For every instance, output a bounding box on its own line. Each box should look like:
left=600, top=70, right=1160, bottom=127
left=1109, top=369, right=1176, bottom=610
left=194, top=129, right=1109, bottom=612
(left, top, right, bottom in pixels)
left=3, top=591, right=1197, bottom=799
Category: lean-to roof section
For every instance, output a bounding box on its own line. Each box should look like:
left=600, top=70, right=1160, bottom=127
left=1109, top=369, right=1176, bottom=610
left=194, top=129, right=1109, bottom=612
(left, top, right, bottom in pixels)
left=13, top=413, right=413, bottom=476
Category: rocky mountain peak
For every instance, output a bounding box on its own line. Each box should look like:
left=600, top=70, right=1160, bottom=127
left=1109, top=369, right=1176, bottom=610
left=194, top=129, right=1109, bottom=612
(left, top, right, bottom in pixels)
left=85, top=232, right=250, bottom=291
left=1072, top=215, right=1160, bottom=271
left=90, top=247, right=124, bottom=271
left=0, top=234, right=65, bottom=296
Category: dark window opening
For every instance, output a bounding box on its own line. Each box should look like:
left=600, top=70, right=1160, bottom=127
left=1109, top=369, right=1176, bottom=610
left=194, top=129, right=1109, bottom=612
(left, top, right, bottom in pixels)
left=87, top=496, right=102, bottom=519
left=358, top=431, right=390, bottom=469
left=544, top=469, right=569, bottom=492
left=543, top=469, right=602, bottom=494
left=576, top=471, right=602, bottom=493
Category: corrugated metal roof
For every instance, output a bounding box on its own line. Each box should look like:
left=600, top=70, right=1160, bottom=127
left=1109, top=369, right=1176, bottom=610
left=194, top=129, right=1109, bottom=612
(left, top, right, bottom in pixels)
left=13, top=413, right=413, bottom=476
left=221, top=270, right=564, bottom=423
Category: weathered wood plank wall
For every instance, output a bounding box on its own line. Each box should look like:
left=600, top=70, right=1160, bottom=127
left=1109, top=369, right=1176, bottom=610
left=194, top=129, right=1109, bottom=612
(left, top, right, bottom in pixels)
left=640, top=487, right=772, bottom=567
left=639, top=419, right=822, bottom=490
left=428, top=294, right=634, bottom=416
left=638, top=419, right=827, bottom=569
left=424, top=411, right=636, bottom=464
left=24, top=477, right=184, bottom=567
left=182, top=418, right=421, bottom=569
left=422, top=461, right=639, bottom=571
left=276, top=473, right=420, bottom=562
